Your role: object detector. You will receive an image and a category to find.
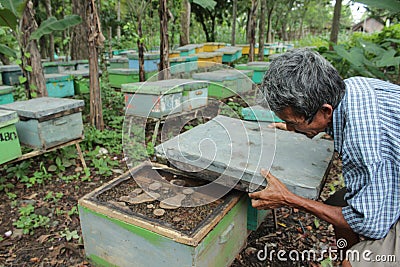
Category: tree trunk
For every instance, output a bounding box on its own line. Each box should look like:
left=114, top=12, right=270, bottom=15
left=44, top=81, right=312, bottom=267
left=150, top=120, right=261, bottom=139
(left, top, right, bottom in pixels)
left=137, top=16, right=145, bottom=82
left=21, top=0, right=47, bottom=98
left=266, top=3, right=274, bottom=43
left=117, top=0, right=121, bottom=41
left=44, top=0, right=55, bottom=61
left=330, top=0, right=342, bottom=51
left=87, top=0, right=104, bottom=130
left=248, top=0, right=258, bottom=62
left=258, top=0, right=266, bottom=61
left=231, top=0, right=237, bottom=46
left=71, top=0, right=89, bottom=60
left=159, top=0, right=170, bottom=80
left=180, top=0, right=190, bottom=46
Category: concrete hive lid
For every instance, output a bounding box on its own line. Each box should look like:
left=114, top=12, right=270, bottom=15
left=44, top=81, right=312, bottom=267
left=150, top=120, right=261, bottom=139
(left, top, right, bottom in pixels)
left=120, top=79, right=186, bottom=95
left=194, top=52, right=223, bottom=58
left=0, top=109, right=18, bottom=128
left=155, top=115, right=334, bottom=198
left=176, top=44, right=199, bottom=51
left=127, top=53, right=160, bottom=60
left=108, top=68, right=139, bottom=75
left=192, top=70, right=244, bottom=82
left=0, top=85, right=15, bottom=95
left=109, top=57, right=128, bottom=63
left=0, top=65, right=21, bottom=72
left=215, top=46, right=242, bottom=54
left=0, top=97, right=85, bottom=119
left=62, top=69, right=90, bottom=78
left=169, top=55, right=198, bottom=63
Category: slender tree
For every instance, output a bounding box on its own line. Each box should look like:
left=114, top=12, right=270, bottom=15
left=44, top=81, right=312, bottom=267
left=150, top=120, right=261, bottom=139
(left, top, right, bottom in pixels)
left=159, top=0, right=170, bottom=80
left=231, top=0, right=237, bottom=46
left=87, top=0, right=105, bottom=130
left=180, top=0, right=190, bottom=46
left=258, top=0, right=266, bottom=61
left=44, top=0, right=55, bottom=61
left=330, top=0, right=342, bottom=50
left=248, top=0, right=258, bottom=62
left=71, top=0, right=89, bottom=59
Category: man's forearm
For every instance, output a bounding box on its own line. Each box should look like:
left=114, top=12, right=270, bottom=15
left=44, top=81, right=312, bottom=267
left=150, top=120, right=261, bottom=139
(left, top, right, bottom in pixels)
left=286, top=193, right=352, bottom=230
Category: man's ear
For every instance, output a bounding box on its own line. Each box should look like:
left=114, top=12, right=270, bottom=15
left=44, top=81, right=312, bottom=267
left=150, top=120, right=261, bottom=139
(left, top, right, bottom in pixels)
left=320, top=104, right=333, bottom=119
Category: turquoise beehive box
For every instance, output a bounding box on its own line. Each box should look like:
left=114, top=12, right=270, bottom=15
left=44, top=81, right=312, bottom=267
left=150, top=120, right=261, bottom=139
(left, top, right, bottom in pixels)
left=0, top=97, right=84, bottom=149
left=45, top=73, right=74, bottom=98
left=0, top=65, right=23, bottom=86
left=0, top=85, right=15, bottom=105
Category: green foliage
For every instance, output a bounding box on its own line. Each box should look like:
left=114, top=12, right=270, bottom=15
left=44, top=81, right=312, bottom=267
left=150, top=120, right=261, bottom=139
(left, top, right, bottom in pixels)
left=20, top=162, right=52, bottom=188
left=13, top=204, right=50, bottom=235
left=43, top=191, right=64, bottom=203
left=30, top=15, right=82, bottom=40
left=60, top=228, right=80, bottom=242
left=219, top=101, right=243, bottom=119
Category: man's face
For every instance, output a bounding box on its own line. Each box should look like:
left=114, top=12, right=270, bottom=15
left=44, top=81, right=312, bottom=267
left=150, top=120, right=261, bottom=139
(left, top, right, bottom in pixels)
left=275, top=105, right=333, bottom=139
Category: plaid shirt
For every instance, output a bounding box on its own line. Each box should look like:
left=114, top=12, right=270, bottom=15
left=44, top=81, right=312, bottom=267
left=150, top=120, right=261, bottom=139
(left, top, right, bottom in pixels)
left=330, top=77, right=400, bottom=239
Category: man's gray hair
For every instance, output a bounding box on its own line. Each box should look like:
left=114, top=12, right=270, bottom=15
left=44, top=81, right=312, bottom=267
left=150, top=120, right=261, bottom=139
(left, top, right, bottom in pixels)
left=259, top=48, right=345, bottom=120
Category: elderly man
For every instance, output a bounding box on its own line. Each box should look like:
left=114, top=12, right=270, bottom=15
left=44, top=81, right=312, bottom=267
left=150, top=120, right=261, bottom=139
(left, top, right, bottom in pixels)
left=249, top=48, right=400, bottom=266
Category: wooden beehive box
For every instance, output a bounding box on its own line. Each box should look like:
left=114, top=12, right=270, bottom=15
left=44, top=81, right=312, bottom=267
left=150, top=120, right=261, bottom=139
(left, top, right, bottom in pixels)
left=194, top=52, right=223, bottom=68
left=0, top=97, right=84, bottom=149
left=235, top=61, right=270, bottom=84
left=122, top=79, right=186, bottom=118
left=0, top=65, right=22, bottom=86
left=109, top=56, right=129, bottom=69
left=45, top=73, right=74, bottom=98
left=192, top=69, right=252, bottom=99
left=0, top=109, right=21, bottom=164
left=0, top=85, right=15, bottom=105
left=108, top=68, right=139, bottom=88
left=127, top=53, right=160, bottom=72
left=79, top=162, right=248, bottom=267
left=215, top=46, right=243, bottom=63
left=241, top=105, right=284, bottom=123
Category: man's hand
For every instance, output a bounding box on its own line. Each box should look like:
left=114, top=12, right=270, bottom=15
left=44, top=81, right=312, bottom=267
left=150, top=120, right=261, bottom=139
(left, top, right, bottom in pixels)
left=249, top=169, right=294, bottom=209
left=268, top=122, right=288, bottom=131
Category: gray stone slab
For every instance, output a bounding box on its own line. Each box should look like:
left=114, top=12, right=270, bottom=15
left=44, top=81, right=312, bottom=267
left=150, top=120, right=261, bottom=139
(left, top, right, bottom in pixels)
left=0, top=97, right=84, bottom=119
left=155, top=115, right=334, bottom=199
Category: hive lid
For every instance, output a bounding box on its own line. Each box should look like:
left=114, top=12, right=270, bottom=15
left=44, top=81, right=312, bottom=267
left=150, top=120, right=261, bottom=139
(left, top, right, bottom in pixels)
left=176, top=44, right=199, bottom=51
left=127, top=53, right=160, bottom=60
left=192, top=69, right=247, bottom=81
left=0, top=109, right=18, bottom=128
left=0, top=65, right=21, bottom=72
left=194, top=52, right=223, bottom=58
left=246, top=61, right=270, bottom=71
left=215, top=46, right=242, bottom=54
left=204, top=42, right=226, bottom=46
left=109, top=57, right=128, bottom=63
left=155, top=115, right=333, bottom=198
left=42, top=61, right=59, bottom=67
left=0, top=97, right=84, bottom=119
left=61, top=69, right=90, bottom=78
left=121, top=79, right=189, bottom=94
left=108, top=68, right=139, bottom=75
left=0, top=85, right=15, bottom=95
left=45, top=73, right=72, bottom=82
left=169, top=56, right=198, bottom=63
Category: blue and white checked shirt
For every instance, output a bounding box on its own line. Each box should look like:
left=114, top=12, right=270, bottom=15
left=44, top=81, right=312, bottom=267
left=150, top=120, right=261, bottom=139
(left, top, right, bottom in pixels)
left=330, top=77, right=400, bottom=239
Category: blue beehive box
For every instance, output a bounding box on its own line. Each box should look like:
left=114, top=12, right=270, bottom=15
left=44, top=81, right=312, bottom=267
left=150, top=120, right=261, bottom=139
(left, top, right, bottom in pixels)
left=0, top=85, right=15, bottom=105
left=45, top=73, right=74, bottom=98
left=0, top=97, right=84, bottom=149
left=215, top=47, right=243, bottom=63
left=0, top=65, right=23, bottom=86
left=127, top=53, right=160, bottom=72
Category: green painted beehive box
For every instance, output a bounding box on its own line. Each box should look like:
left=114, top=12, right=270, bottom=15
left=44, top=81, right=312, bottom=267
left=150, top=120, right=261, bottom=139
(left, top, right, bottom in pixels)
left=73, top=59, right=89, bottom=70
left=61, top=69, right=99, bottom=94
left=241, top=105, right=284, bottom=123
left=108, top=68, right=139, bottom=88
left=0, top=110, right=21, bottom=164
left=192, top=70, right=252, bottom=99
left=43, top=61, right=60, bottom=74
left=78, top=163, right=248, bottom=267
left=235, top=61, right=270, bottom=84
left=45, top=73, right=74, bottom=98
left=57, top=61, right=76, bottom=72
left=247, top=198, right=271, bottom=231
left=216, top=47, right=243, bottom=63
left=169, top=56, right=198, bottom=74
left=122, top=79, right=187, bottom=118
left=0, top=85, right=15, bottom=105
left=178, top=79, right=208, bottom=112
left=0, top=65, right=23, bottom=86
left=109, top=57, right=129, bottom=69
left=0, top=97, right=84, bottom=149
